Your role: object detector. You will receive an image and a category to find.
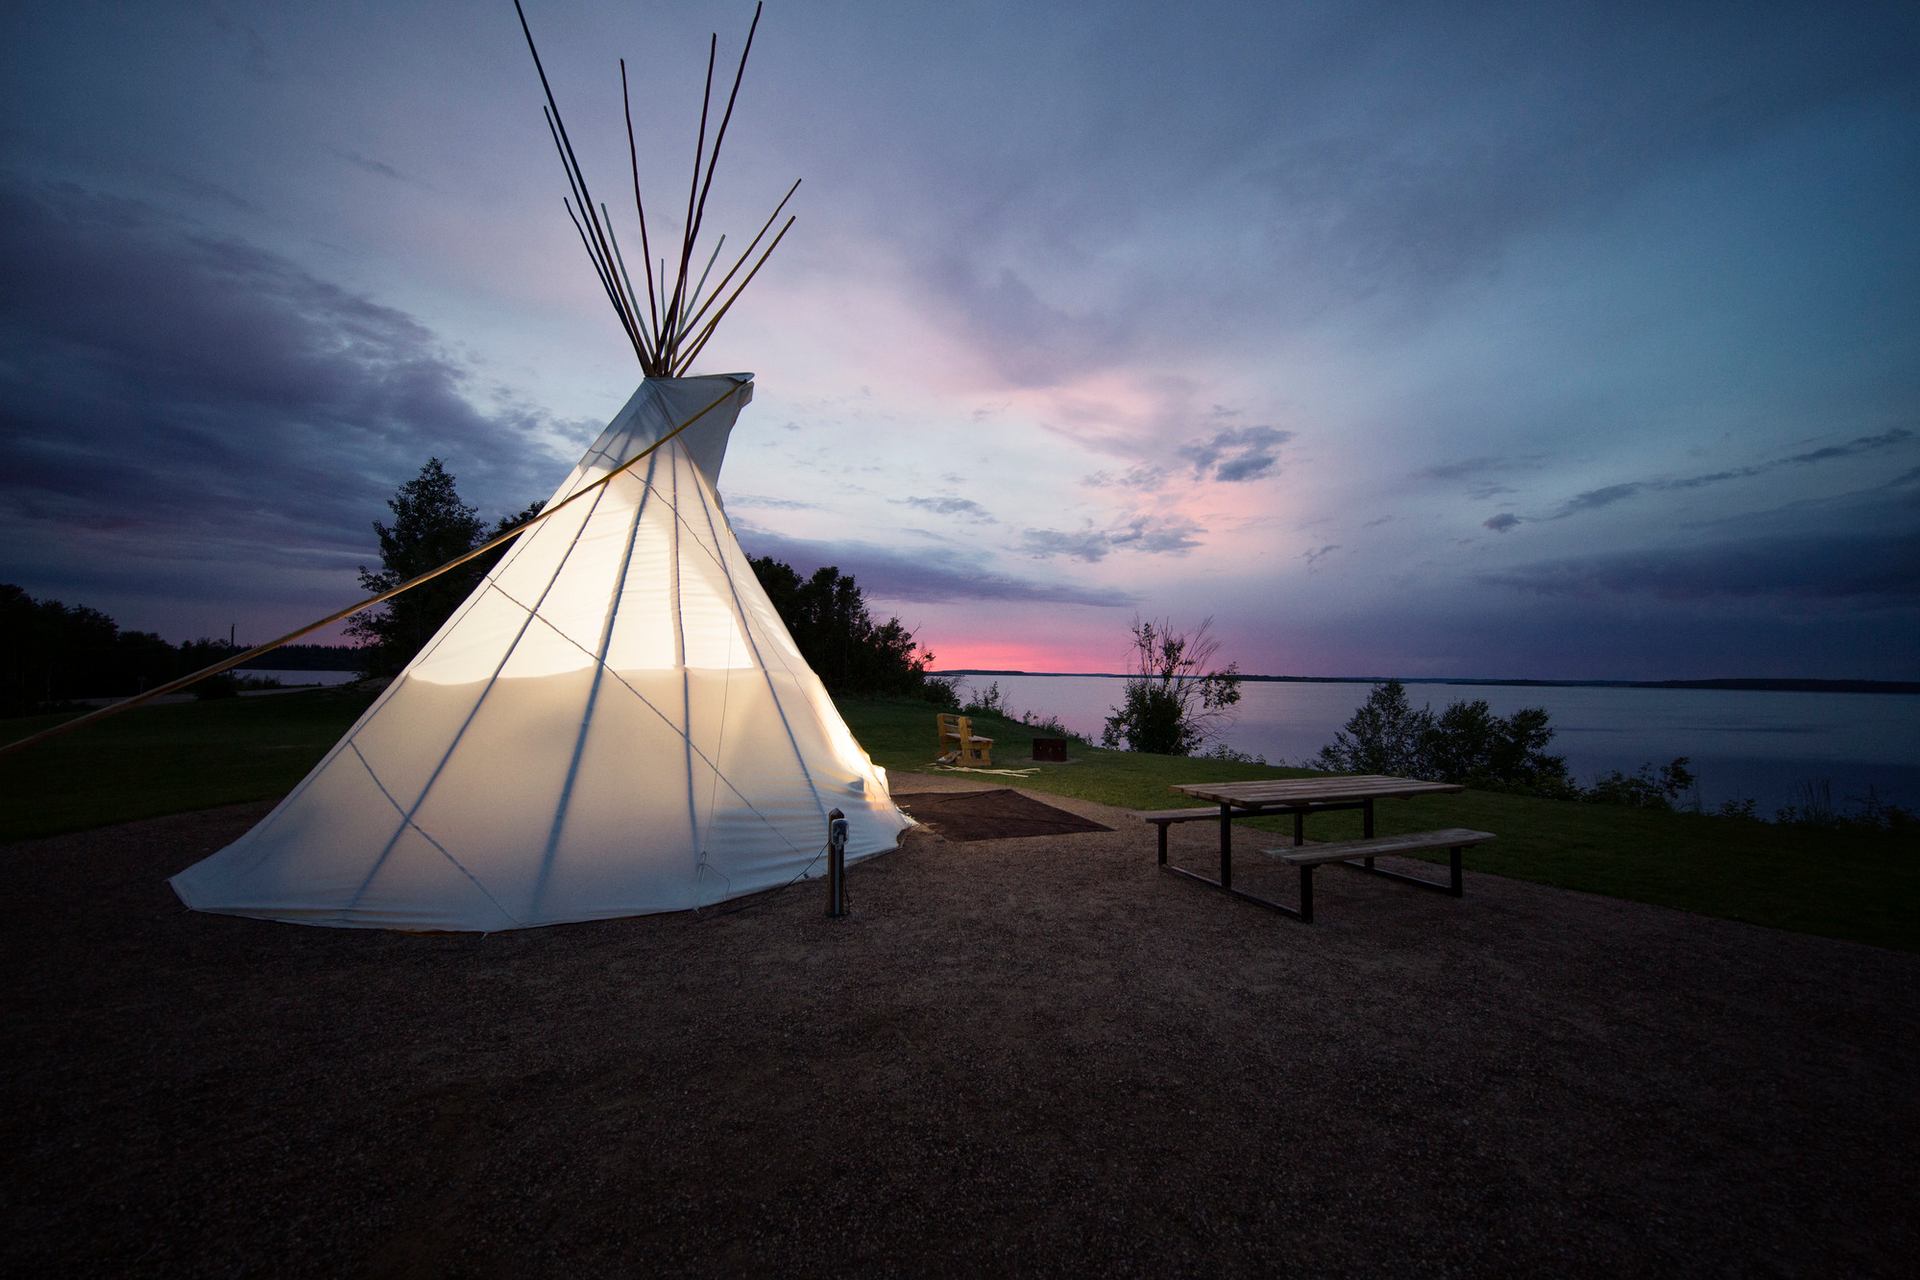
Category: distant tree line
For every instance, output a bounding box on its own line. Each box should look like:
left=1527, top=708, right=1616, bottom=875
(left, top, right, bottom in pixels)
left=3, top=463, right=951, bottom=716
left=0, top=584, right=357, bottom=716
left=346, top=461, right=951, bottom=701
left=238, top=644, right=367, bottom=672
left=747, top=557, right=952, bottom=702
left=2, top=584, right=176, bottom=714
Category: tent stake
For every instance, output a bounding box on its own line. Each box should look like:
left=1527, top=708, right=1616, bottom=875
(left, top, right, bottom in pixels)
left=826, top=808, right=849, bottom=917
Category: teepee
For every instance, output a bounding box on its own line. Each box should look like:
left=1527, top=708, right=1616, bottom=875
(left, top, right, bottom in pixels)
left=170, top=2, right=913, bottom=929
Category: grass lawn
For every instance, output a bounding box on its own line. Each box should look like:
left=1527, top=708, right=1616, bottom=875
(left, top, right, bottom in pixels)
left=0, top=686, right=383, bottom=841
left=3, top=688, right=1913, bottom=952
left=847, top=698, right=1920, bottom=954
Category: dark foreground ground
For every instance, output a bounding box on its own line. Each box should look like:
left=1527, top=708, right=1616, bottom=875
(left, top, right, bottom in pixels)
left=4, top=774, right=1916, bottom=1277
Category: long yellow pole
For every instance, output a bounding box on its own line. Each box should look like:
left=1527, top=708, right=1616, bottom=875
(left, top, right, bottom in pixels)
left=0, top=380, right=745, bottom=762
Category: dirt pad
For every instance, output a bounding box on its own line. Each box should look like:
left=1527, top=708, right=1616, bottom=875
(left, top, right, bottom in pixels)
left=894, top=788, right=1114, bottom=841
left=3, top=774, right=1916, bottom=1276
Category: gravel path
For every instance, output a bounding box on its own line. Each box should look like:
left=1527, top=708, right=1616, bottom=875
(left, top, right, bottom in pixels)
left=4, top=774, right=1915, bottom=1276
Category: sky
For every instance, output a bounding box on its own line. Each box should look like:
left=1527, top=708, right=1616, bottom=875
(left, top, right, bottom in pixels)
left=2, top=0, right=1916, bottom=680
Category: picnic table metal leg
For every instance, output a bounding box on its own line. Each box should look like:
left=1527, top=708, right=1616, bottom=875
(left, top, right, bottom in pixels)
left=1157, top=823, right=1167, bottom=865
left=1299, top=864, right=1314, bottom=923
left=1219, top=804, right=1233, bottom=891
left=1293, top=810, right=1304, bottom=846
left=1363, top=798, right=1374, bottom=839
left=1450, top=845, right=1464, bottom=896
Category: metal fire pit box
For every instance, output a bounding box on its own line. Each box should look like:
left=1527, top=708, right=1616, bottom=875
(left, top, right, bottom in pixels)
left=1031, top=737, right=1068, bottom=762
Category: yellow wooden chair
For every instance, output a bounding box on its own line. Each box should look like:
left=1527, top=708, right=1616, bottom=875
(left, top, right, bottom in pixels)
left=935, top=712, right=994, bottom=767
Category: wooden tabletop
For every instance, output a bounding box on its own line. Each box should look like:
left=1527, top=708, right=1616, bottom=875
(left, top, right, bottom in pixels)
left=1172, top=775, right=1464, bottom=807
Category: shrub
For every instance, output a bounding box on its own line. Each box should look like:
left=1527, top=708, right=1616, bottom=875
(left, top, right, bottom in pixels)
left=1776, top=781, right=1912, bottom=831
left=1587, top=758, right=1696, bottom=810
left=1314, top=680, right=1573, bottom=796
left=962, top=681, right=1007, bottom=717
left=1100, top=618, right=1241, bottom=755
left=1313, top=680, right=1433, bottom=776
left=1019, top=709, right=1087, bottom=742
left=921, top=677, right=962, bottom=710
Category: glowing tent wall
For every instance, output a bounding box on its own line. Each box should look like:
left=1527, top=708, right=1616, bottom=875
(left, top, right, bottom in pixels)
left=172, top=374, right=911, bottom=930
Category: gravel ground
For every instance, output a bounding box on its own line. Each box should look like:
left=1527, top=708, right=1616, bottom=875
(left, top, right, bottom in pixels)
left=4, top=773, right=1915, bottom=1277
left=894, top=788, right=1114, bottom=840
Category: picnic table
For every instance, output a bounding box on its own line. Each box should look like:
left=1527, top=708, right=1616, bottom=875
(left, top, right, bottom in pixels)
left=1155, top=775, right=1483, bottom=921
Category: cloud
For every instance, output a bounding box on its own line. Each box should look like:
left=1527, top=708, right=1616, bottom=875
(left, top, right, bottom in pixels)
left=1081, top=463, right=1170, bottom=491
left=1418, top=455, right=1541, bottom=482
left=728, top=493, right=822, bottom=511
left=1302, top=544, right=1340, bottom=569
left=1231, top=5, right=1916, bottom=319
left=1783, top=428, right=1914, bottom=467
left=1416, top=454, right=1548, bottom=500
left=0, top=177, right=567, bottom=635
left=898, top=495, right=995, bottom=522
left=1020, top=528, right=1112, bottom=562
left=1539, top=429, right=1917, bottom=521
left=734, top=523, right=1130, bottom=607
left=1483, top=512, right=1522, bottom=533
left=913, top=256, right=1133, bottom=388
left=1556, top=483, right=1645, bottom=515
left=1108, top=516, right=1204, bottom=554
left=1178, top=425, right=1294, bottom=483
left=1480, top=532, right=1920, bottom=605
left=332, top=149, right=410, bottom=183
left=1021, top=514, right=1204, bottom=561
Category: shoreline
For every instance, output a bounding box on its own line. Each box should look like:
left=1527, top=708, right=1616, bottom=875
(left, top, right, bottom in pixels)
left=936, top=670, right=1920, bottom=695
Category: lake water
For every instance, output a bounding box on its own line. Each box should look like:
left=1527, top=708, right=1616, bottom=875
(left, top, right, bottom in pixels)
left=244, top=668, right=364, bottom=687
left=943, top=674, right=1920, bottom=818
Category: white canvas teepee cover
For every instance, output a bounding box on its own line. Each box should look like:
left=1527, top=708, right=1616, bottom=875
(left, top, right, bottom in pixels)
left=172, top=373, right=912, bottom=930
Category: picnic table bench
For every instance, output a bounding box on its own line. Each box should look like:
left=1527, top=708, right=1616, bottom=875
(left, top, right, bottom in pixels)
left=1150, top=776, right=1489, bottom=923
left=1272, top=828, right=1495, bottom=922
left=1138, top=802, right=1346, bottom=863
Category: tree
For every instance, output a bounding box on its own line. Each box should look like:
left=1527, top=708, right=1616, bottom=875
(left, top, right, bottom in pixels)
left=1587, top=758, right=1695, bottom=809
left=346, top=459, right=542, bottom=676
left=1313, top=681, right=1574, bottom=795
left=0, top=585, right=254, bottom=711
left=0, top=583, right=185, bottom=712
left=1421, top=699, right=1573, bottom=795
left=1100, top=617, right=1242, bottom=755
left=747, top=557, right=951, bottom=701
left=1312, top=679, right=1432, bottom=775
